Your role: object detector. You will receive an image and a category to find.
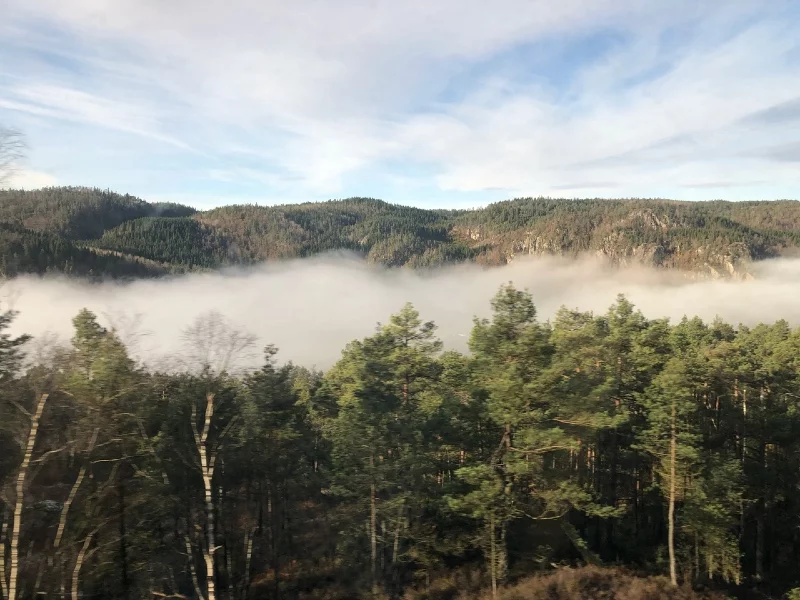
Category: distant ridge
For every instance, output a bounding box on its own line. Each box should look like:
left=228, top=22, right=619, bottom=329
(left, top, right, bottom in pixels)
left=1, top=186, right=799, bottom=279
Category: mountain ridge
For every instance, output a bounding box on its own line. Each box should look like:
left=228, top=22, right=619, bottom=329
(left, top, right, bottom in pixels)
left=1, top=186, right=799, bottom=279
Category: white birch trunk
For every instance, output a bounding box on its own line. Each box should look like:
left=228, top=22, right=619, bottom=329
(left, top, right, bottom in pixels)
left=8, top=393, right=48, bottom=600
left=193, top=393, right=217, bottom=600
left=185, top=536, right=206, bottom=600
left=54, top=428, right=99, bottom=553
left=54, top=426, right=100, bottom=595
left=71, top=531, right=94, bottom=600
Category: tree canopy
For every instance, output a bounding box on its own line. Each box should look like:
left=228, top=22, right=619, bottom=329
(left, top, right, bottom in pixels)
left=2, top=187, right=800, bottom=278
left=1, top=285, right=800, bottom=599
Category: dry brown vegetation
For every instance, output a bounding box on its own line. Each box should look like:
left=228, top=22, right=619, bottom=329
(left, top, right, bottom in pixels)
left=495, top=568, right=725, bottom=600
left=401, top=567, right=726, bottom=600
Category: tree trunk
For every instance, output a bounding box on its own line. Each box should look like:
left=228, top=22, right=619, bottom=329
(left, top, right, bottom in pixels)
left=1, top=507, right=9, bottom=600
left=370, top=454, right=378, bottom=597
left=33, top=561, right=44, bottom=595
left=217, top=481, right=232, bottom=600
left=561, top=521, right=602, bottom=566
left=185, top=536, right=206, bottom=600
left=52, top=427, right=100, bottom=599
left=391, top=504, right=402, bottom=564
left=200, top=394, right=217, bottom=600
left=756, top=388, right=767, bottom=582
left=118, top=467, right=130, bottom=600
left=668, top=401, right=678, bottom=587
left=755, top=496, right=765, bottom=581
left=489, top=516, right=498, bottom=600
left=741, top=388, right=747, bottom=464
left=241, top=529, right=254, bottom=600
left=225, top=544, right=233, bottom=600
left=72, top=531, right=95, bottom=600
left=633, top=465, right=641, bottom=542
left=8, top=393, right=48, bottom=600
left=54, top=429, right=99, bottom=553
left=606, top=432, right=618, bottom=557
left=266, top=483, right=280, bottom=600
left=391, top=500, right=407, bottom=597
left=193, top=392, right=218, bottom=600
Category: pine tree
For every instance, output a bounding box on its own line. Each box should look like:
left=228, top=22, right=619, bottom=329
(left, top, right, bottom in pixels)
left=636, top=355, right=704, bottom=586
left=454, top=285, right=620, bottom=596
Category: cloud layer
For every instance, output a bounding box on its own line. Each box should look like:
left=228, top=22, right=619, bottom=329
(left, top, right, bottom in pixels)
left=1, top=1, right=799, bottom=205
left=5, top=254, right=800, bottom=371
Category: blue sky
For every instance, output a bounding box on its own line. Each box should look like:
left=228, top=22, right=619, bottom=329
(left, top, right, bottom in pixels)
left=1, top=0, right=799, bottom=209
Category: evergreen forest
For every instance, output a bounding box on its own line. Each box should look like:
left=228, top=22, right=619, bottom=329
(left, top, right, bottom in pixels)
left=4, top=187, right=800, bottom=279
left=1, top=284, right=799, bottom=599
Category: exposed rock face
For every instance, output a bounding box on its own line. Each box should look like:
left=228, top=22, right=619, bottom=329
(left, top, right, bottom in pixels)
left=621, top=208, right=672, bottom=231
left=594, top=242, right=667, bottom=268
left=478, top=230, right=755, bottom=281
left=468, top=213, right=760, bottom=279
left=691, top=242, right=755, bottom=280
left=521, top=234, right=568, bottom=256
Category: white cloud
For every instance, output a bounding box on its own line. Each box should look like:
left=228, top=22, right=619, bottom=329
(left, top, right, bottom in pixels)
left=381, top=17, right=800, bottom=198
left=3, top=168, right=57, bottom=189
left=0, top=84, right=193, bottom=150
left=2, top=0, right=799, bottom=201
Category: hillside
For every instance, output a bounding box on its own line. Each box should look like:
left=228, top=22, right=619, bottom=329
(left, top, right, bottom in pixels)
left=1, top=186, right=800, bottom=279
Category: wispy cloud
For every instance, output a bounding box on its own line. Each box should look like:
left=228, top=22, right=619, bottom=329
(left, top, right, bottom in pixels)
left=740, top=97, right=800, bottom=126
left=1, top=0, right=798, bottom=203
left=0, top=84, right=193, bottom=150
left=1, top=168, right=57, bottom=190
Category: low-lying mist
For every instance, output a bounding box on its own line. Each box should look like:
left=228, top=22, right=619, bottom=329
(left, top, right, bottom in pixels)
left=5, top=252, right=800, bottom=371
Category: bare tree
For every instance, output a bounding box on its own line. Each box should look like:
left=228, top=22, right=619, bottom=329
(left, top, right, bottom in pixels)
left=23, top=332, right=70, bottom=374
left=191, top=392, right=226, bottom=600
left=180, top=311, right=253, bottom=600
left=180, top=311, right=257, bottom=376
left=103, top=309, right=151, bottom=360
left=5, top=393, right=49, bottom=600
left=0, top=127, right=25, bottom=187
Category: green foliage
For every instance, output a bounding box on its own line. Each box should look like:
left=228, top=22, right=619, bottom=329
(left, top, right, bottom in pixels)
left=0, top=222, right=166, bottom=279
left=0, top=307, right=29, bottom=384
left=5, top=288, right=800, bottom=599
left=93, top=217, right=229, bottom=267
left=0, top=186, right=195, bottom=239
left=4, top=188, right=800, bottom=277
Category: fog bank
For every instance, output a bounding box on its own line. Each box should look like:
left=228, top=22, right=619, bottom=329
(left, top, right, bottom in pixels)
left=4, top=252, right=800, bottom=370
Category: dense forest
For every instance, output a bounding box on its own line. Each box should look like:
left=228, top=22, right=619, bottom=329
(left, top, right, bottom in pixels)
left=2, top=187, right=800, bottom=279
left=2, top=284, right=800, bottom=599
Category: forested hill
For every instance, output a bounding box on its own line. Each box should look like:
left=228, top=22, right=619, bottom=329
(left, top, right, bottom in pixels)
left=2, top=186, right=800, bottom=279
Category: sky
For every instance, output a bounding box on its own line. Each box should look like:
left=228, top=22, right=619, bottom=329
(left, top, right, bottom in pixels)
left=1, top=1, right=800, bottom=210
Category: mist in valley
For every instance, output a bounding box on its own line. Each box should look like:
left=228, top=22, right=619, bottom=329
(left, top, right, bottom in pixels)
left=4, top=252, right=800, bottom=371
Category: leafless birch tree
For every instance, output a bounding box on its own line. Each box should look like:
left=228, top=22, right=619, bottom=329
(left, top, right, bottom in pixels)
left=4, top=393, right=48, bottom=600
left=180, top=312, right=254, bottom=600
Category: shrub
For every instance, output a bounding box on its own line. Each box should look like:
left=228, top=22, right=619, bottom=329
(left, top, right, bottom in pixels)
left=468, top=566, right=724, bottom=600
